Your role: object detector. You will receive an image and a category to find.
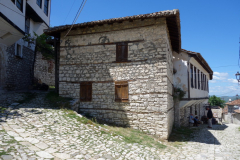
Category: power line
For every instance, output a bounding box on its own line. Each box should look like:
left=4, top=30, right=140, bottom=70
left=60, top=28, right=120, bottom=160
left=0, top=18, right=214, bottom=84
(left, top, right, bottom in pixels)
left=211, top=65, right=238, bottom=68
left=64, top=0, right=88, bottom=38
left=63, top=0, right=78, bottom=24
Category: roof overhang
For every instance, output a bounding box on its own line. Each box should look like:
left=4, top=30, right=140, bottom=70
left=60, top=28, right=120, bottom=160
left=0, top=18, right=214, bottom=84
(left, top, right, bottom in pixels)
left=44, top=9, right=181, bottom=53
left=0, top=12, right=24, bottom=46
left=182, top=49, right=213, bottom=80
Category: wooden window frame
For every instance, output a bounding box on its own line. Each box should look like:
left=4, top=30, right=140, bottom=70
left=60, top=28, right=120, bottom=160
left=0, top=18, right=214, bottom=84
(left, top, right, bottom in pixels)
left=115, top=81, right=129, bottom=102
left=36, top=0, right=42, bottom=8
left=80, top=82, right=92, bottom=102
left=44, top=0, right=49, bottom=16
left=16, top=0, right=23, bottom=12
left=116, top=42, right=128, bottom=62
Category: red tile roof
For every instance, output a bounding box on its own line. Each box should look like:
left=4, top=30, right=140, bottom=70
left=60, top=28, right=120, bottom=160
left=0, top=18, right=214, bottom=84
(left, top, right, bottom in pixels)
left=225, top=99, right=240, bottom=105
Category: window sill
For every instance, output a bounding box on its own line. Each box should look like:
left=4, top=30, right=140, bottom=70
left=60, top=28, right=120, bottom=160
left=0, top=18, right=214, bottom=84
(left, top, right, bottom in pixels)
left=115, top=100, right=129, bottom=103
left=112, top=60, right=132, bottom=63
left=15, top=55, right=23, bottom=59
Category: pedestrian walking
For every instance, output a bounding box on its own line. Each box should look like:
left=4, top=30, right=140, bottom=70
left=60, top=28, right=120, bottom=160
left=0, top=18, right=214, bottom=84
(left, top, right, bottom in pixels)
left=206, top=107, right=213, bottom=128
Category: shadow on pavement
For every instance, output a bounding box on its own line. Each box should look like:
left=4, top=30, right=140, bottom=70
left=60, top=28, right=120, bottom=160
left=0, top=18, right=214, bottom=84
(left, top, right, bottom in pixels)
left=168, top=124, right=228, bottom=145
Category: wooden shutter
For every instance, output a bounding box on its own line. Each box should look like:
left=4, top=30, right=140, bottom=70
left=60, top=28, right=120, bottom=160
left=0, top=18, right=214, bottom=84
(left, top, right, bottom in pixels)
left=116, top=42, right=128, bottom=62
left=115, top=81, right=128, bottom=102
left=80, top=82, right=92, bottom=102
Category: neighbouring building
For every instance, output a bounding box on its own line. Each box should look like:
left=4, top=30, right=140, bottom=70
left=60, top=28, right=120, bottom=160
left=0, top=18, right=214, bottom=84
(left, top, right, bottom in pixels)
left=173, top=49, right=213, bottom=127
left=44, top=9, right=212, bottom=139
left=223, top=99, right=240, bottom=123
left=0, top=0, right=51, bottom=90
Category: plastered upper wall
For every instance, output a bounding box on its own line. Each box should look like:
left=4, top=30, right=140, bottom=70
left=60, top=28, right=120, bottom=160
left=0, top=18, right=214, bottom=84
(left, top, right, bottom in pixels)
left=0, top=0, right=26, bottom=31
left=173, top=51, right=210, bottom=99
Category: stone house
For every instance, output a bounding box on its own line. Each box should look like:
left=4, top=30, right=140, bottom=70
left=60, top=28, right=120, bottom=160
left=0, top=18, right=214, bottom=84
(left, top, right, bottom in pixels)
left=45, top=9, right=181, bottom=139
left=45, top=9, right=213, bottom=139
left=0, top=0, right=51, bottom=90
left=173, top=49, right=213, bottom=127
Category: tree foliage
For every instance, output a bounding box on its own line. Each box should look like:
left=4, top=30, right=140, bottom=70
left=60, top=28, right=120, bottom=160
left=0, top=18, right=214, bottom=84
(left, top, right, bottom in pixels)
left=22, top=33, right=54, bottom=60
left=209, top=95, right=225, bottom=108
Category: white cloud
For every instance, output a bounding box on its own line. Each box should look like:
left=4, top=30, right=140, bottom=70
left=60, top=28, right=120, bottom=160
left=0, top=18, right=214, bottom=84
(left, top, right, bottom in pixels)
left=227, top=78, right=238, bottom=84
left=213, top=72, right=228, bottom=80
left=209, top=85, right=239, bottom=96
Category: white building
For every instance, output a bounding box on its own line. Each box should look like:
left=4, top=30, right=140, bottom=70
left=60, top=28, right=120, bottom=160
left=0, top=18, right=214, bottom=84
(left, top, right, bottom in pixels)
left=173, top=49, right=213, bottom=126
left=0, top=0, right=51, bottom=90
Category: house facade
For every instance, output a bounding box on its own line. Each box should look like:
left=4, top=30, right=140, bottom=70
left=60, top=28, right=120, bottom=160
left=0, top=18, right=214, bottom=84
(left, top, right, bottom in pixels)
left=173, top=49, right=213, bottom=127
left=0, top=0, right=51, bottom=90
left=45, top=9, right=181, bottom=139
left=223, top=99, right=240, bottom=123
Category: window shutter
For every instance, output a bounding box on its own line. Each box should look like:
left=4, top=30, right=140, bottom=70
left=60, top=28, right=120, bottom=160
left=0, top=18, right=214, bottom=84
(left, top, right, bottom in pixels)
left=121, top=84, right=129, bottom=101
left=116, top=42, right=128, bottom=62
left=115, top=85, right=121, bottom=101
left=80, top=84, right=86, bottom=101
left=86, top=83, right=92, bottom=101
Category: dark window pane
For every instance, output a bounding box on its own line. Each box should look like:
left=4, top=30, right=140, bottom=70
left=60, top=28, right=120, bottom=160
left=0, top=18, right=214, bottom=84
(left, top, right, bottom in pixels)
left=11, top=0, right=15, bottom=4
left=16, top=0, right=23, bottom=11
left=190, top=64, right=193, bottom=88
left=194, top=67, right=197, bottom=89
left=44, top=0, right=49, bottom=15
left=37, top=0, right=42, bottom=7
left=25, top=18, right=30, bottom=34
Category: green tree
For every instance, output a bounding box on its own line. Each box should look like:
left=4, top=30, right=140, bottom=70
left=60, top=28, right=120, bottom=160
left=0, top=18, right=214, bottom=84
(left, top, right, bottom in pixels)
left=209, top=95, right=225, bottom=108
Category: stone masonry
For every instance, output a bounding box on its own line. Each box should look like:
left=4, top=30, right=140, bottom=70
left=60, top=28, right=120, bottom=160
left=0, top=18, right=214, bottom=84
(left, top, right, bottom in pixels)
left=0, top=43, right=34, bottom=90
left=34, top=51, right=55, bottom=86
left=57, top=17, right=174, bottom=139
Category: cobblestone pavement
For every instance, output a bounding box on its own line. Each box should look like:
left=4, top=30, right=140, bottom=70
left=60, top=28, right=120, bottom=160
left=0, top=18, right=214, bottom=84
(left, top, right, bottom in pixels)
left=0, top=92, right=240, bottom=160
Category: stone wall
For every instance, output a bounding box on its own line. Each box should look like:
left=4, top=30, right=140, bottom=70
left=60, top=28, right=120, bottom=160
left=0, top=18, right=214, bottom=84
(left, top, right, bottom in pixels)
left=4, top=44, right=34, bottom=90
left=0, top=43, right=7, bottom=90
left=34, top=51, right=55, bottom=86
left=58, top=18, right=174, bottom=139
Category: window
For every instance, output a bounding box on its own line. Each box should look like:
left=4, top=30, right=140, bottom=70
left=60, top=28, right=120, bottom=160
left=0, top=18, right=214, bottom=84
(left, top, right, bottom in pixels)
left=37, top=0, right=42, bottom=8
left=16, top=0, right=23, bottom=11
left=80, top=82, right=92, bottom=102
left=116, top=42, right=128, bottom=62
left=207, top=79, right=209, bottom=92
left=44, top=0, right=49, bottom=16
left=201, top=72, right=203, bottom=90
left=15, top=43, right=22, bottom=57
left=198, top=70, right=200, bottom=89
left=203, top=74, right=206, bottom=91
left=190, top=64, right=193, bottom=88
left=194, top=67, right=197, bottom=89
left=11, top=0, right=15, bottom=4
left=25, top=18, right=30, bottom=34
left=115, top=81, right=129, bottom=102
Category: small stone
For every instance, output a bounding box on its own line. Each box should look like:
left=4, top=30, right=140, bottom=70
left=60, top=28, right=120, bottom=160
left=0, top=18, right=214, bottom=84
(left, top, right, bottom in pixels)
left=53, top=153, right=71, bottom=159
left=36, top=151, right=54, bottom=158
left=1, top=155, right=13, bottom=160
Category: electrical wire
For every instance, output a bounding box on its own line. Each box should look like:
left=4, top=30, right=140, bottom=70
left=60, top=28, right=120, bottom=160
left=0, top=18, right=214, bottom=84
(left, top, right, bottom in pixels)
left=63, top=0, right=78, bottom=24
left=64, top=0, right=88, bottom=38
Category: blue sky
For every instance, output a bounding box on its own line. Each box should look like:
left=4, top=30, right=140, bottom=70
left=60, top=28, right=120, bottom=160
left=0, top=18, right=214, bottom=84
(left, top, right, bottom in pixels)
left=50, top=0, right=240, bottom=96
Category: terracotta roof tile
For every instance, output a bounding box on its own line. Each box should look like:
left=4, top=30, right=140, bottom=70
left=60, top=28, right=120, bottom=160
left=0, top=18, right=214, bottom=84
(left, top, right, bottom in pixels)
left=226, top=99, right=240, bottom=105
left=44, top=9, right=179, bottom=35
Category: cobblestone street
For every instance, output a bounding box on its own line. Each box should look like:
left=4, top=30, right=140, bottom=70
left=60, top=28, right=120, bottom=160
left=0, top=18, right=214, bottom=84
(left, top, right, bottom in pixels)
left=0, top=92, right=240, bottom=160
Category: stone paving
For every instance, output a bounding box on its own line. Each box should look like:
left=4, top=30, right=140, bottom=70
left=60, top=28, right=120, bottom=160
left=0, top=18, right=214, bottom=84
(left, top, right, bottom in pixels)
left=0, top=92, right=240, bottom=160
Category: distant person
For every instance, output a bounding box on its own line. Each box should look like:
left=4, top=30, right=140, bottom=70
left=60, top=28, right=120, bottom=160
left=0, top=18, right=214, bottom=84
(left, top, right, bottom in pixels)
left=206, top=107, right=213, bottom=128
left=193, top=116, right=200, bottom=127
left=189, top=113, right=194, bottom=124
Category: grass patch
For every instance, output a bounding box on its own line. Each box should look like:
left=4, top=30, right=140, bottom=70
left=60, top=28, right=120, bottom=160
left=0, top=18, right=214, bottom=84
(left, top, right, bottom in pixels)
left=45, top=91, right=73, bottom=109
left=62, top=109, right=166, bottom=149
left=0, top=107, right=7, bottom=113
left=16, top=92, right=36, bottom=104
left=64, top=109, right=93, bottom=125
left=0, top=150, right=9, bottom=156
left=239, top=127, right=240, bottom=131
left=105, top=126, right=166, bottom=149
